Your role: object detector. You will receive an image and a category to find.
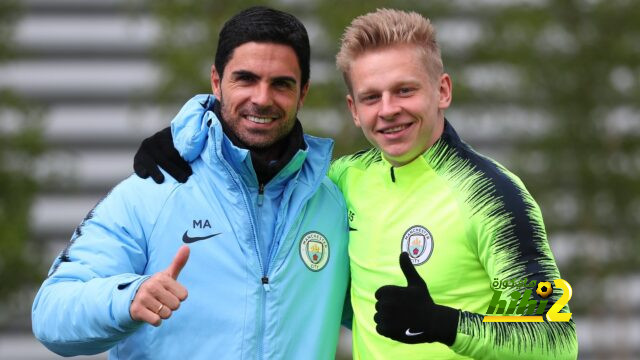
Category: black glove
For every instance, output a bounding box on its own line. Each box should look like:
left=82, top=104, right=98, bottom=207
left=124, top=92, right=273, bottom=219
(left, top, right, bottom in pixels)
left=133, top=126, right=192, bottom=184
left=374, top=252, right=459, bottom=345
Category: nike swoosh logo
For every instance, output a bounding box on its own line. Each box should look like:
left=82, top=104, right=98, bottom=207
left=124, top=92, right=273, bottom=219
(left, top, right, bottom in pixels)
left=405, top=328, right=424, bottom=337
left=349, top=226, right=358, bottom=231
left=182, top=231, right=221, bottom=243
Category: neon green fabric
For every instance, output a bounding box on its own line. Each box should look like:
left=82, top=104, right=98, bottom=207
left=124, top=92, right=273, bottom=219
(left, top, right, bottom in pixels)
left=329, top=121, right=577, bottom=359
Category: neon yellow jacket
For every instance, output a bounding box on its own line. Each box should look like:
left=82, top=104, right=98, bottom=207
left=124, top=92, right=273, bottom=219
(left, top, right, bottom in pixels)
left=329, top=120, right=577, bottom=359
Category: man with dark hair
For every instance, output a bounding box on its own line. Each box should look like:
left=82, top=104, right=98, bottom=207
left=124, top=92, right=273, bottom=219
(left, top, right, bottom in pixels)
left=32, top=7, right=349, bottom=359
left=215, top=6, right=311, bottom=88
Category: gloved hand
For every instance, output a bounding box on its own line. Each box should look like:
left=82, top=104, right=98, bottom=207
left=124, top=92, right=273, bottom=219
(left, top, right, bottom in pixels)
left=374, top=252, right=459, bottom=345
left=133, top=127, right=192, bottom=184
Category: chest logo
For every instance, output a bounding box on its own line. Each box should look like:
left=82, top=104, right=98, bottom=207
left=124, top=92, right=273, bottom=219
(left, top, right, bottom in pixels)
left=401, top=225, right=434, bottom=266
left=182, top=231, right=221, bottom=244
left=299, top=231, right=330, bottom=272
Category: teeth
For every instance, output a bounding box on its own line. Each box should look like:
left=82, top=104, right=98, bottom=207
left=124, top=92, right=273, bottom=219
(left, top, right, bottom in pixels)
left=246, top=115, right=274, bottom=124
left=382, top=124, right=409, bottom=134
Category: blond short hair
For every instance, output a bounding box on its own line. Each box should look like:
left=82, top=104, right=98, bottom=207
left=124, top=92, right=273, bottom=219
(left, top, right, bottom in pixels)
left=336, top=8, right=443, bottom=91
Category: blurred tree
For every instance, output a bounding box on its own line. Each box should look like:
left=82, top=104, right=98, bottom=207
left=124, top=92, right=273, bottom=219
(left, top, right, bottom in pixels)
left=0, top=0, right=45, bottom=305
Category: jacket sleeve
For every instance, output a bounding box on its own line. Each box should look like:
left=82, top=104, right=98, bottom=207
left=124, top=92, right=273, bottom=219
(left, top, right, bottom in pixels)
left=31, top=175, right=173, bottom=356
left=449, top=173, right=578, bottom=359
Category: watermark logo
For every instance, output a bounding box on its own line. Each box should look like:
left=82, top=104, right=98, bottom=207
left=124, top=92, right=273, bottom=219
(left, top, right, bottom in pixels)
left=483, top=278, right=572, bottom=323
left=536, top=281, right=553, bottom=298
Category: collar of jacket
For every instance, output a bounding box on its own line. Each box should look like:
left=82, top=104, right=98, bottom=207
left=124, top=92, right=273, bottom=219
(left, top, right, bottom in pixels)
left=215, top=123, right=307, bottom=189
left=378, top=119, right=461, bottom=183
left=171, top=94, right=334, bottom=191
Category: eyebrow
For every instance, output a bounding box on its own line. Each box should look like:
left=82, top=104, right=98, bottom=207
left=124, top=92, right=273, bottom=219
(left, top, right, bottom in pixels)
left=231, top=70, right=297, bottom=85
left=231, top=70, right=259, bottom=80
left=272, top=76, right=297, bottom=86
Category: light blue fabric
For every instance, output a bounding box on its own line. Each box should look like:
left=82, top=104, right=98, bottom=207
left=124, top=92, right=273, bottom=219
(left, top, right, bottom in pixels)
left=171, top=94, right=304, bottom=271
left=32, top=95, right=350, bottom=359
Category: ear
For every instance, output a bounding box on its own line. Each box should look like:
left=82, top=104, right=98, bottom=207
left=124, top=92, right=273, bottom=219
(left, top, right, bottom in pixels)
left=346, top=94, right=361, bottom=127
left=438, top=73, right=452, bottom=110
left=297, top=81, right=310, bottom=108
left=211, top=65, right=222, bottom=99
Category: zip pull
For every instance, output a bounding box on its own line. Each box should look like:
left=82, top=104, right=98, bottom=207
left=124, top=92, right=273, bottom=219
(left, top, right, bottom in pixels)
left=258, top=183, right=265, bottom=206
left=390, top=166, right=396, bottom=183
left=261, top=276, right=271, bottom=292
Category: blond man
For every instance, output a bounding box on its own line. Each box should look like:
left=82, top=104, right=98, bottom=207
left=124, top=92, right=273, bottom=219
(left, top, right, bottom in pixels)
left=329, top=9, right=578, bottom=359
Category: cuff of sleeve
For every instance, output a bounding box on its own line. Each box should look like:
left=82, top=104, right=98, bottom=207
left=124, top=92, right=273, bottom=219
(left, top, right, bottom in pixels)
left=432, top=305, right=460, bottom=346
left=112, top=274, right=151, bottom=330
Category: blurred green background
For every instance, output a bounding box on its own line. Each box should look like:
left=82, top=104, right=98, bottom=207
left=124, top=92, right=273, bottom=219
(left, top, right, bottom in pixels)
left=1, top=0, right=638, bottom=359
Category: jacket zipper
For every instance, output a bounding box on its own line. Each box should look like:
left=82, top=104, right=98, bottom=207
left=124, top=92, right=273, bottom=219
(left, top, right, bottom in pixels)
left=255, top=183, right=271, bottom=359
left=257, top=183, right=265, bottom=206
left=258, top=179, right=305, bottom=359
left=221, top=165, right=264, bottom=274
left=259, top=275, right=271, bottom=359
left=256, top=182, right=269, bottom=288
left=219, top=162, right=268, bottom=359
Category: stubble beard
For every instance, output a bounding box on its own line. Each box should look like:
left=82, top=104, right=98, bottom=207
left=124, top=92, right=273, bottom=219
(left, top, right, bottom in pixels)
left=218, top=94, right=298, bottom=150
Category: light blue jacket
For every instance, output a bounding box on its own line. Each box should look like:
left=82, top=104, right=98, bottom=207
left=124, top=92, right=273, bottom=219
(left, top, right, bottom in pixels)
left=32, top=95, right=350, bottom=359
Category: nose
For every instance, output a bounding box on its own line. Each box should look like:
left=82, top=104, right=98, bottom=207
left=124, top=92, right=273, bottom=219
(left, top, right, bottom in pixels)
left=251, top=82, right=273, bottom=107
left=378, top=93, right=400, bottom=121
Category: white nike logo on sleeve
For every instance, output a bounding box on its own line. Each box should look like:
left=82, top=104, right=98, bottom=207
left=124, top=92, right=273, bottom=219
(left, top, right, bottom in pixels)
left=405, top=328, right=424, bottom=336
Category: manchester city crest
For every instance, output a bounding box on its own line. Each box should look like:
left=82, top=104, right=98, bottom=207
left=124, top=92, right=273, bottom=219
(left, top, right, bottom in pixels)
left=299, top=231, right=329, bottom=271
left=401, top=225, right=434, bottom=266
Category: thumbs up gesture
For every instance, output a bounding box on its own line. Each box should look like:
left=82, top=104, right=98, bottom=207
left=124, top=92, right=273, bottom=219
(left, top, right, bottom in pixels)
left=130, top=246, right=190, bottom=326
left=374, top=252, right=459, bottom=345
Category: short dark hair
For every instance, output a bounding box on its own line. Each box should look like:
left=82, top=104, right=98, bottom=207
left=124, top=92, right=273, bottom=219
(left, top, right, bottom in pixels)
left=214, top=6, right=311, bottom=87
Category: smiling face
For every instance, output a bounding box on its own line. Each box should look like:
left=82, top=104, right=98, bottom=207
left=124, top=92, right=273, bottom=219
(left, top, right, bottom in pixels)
left=211, top=42, right=309, bottom=149
left=346, top=44, right=452, bottom=167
